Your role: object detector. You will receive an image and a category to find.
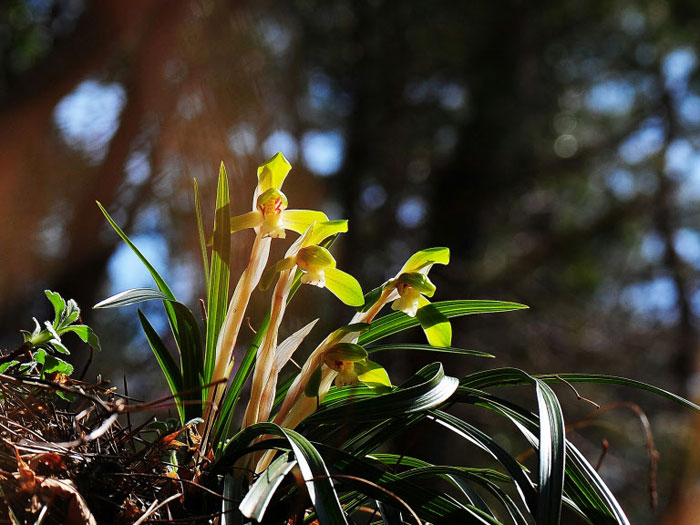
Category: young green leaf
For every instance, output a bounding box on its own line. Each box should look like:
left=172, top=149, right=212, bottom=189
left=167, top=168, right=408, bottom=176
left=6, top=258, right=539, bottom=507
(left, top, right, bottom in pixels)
left=204, top=162, right=231, bottom=388
left=61, top=324, right=101, bottom=351
left=193, top=178, right=210, bottom=287
left=44, top=290, right=66, bottom=327
left=138, top=309, right=185, bottom=424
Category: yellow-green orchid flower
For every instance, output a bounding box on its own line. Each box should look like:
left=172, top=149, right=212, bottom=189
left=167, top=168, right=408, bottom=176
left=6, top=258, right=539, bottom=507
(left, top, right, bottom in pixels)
left=229, top=152, right=328, bottom=239
left=389, top=247, right=449, bottom=315
left=323, top=342, right=367, bottom=387
left=357, top=247, right=451, bottom=347
left=260, top=221, right=364, bottom=307
left=391, top=272, right=436, bottom=317
left=322, top=342, right=392, bottom=388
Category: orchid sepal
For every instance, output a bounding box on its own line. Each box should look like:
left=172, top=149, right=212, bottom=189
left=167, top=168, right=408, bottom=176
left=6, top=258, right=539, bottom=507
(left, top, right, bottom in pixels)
left=416, top=297, right=452, bottom=347
left=324, top=268, right=364, bottom=307
left=355, top=359, right=392, bottom=390
left=257, top=152, right=292, bottom=192
left=400, top=247, right=450, bottom=274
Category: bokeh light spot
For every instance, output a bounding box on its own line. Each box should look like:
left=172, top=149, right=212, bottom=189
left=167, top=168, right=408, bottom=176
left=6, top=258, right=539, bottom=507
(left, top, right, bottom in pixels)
left=54, top=79, right=126, bottom=164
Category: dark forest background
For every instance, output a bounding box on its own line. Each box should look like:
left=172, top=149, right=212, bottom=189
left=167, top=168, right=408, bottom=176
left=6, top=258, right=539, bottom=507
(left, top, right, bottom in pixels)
left=2, top=0, right=700, bottom=521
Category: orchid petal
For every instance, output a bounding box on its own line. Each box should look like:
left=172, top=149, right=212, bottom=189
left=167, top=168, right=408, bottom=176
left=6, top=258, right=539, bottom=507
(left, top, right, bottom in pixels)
left=416, top=298, right=452, bottom=347
left=230, top=211, right=263, bottom=234
left=282, top=209, right=329, bottom=234
left=303, top=220, right=348, bottom=248
left=275, top=318, right=319, bottom=371
left=257, top=152, right=292, bottom=192
left=324, top=267, right=364, bottom=307
left=400, top=247, right=450, bottom=274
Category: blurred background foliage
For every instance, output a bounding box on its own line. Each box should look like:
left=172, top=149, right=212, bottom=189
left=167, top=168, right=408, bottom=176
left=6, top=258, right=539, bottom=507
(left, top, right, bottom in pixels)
left=2, top=0, right=700, bottom=521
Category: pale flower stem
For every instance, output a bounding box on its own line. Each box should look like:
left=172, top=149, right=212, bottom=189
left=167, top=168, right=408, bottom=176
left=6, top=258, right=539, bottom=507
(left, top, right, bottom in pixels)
left=272, top=288, right=394, bottom=429
left=202, top=231, right=271, bottom=433
left=242, top=269, right=292, bottom=428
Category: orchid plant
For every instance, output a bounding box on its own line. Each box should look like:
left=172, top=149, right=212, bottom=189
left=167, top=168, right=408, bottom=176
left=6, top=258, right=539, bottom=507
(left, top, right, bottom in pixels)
left=93, top=153, right=700, bottom=524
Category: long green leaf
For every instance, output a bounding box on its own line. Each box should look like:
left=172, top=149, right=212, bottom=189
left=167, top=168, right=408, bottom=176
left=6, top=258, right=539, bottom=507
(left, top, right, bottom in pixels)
left=367, top=343, right=494, bottom=358
left=204, top=163, right=231, bottom=389
left=97, top=202, right=183, bottom=361
left=218, top=423, right=348, bottom=525
left=93, top=287, right=170, bottom=309
left=313, top=442, right=497, bottom=524
left=452, top=382, right=626, bottom=524
left=193, top=178, right=210, bottom=288
left=221, top=474, right=238, bottom=525
left=369, top=455, right=497, bottom=519
left=171, top=301, right=205, bottom=421
left=358, top=300, right=528, bottom=345
left=97, top=202, right=177, bottom=301
left=460, top=368, right=700, bottom=414
left=138, top=309, right=185, bottom=424
left=305, top=362, right=458, bottom=424
left=535, top=378, right=565, bottom=525
left=426, top=409, right=537, bottom=515
left=239, top=453, right=297, bottom=522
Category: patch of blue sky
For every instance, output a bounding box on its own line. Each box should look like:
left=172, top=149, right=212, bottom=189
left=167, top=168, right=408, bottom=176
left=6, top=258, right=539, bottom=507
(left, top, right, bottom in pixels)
left=107, top=233, right=169, bottom=296
left=263, top=130, right=298, bottom=161
left=664, top=140, right=700, bottom=203
left=640, top=232, right=665, bottom=263
left=54, top=79, right=126, bottom=164
left=228, top=123, right=257, bottom=156
left=605, top=168, right=637, bottom=199
left=681, top=163, right=700, bottom=203
left=132, top=204, right=163, bottom=232
left=619, top=118, right=664, bottom=164
left=665, top=139, right=694, bottom=177
left=663, top=47, right=697, bottom=92
left=690, top=289, right=700, bottom=318
left=674, top=228, right=700, bottom=266
left=585, top=79, right=635, bottom=116
left=679, top=95, right=700, bottom=125
left=171, top=258, right=198, bottom=304
left=125, top=148, right=151, bottom=186
left=620, top=276, right=678, bottom=323
left=302, top=130, right=344, bottom=176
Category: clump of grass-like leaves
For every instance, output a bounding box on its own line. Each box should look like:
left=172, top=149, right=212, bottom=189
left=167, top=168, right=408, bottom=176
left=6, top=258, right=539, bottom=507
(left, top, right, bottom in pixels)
left=5, top=153, right=700, bottom=524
